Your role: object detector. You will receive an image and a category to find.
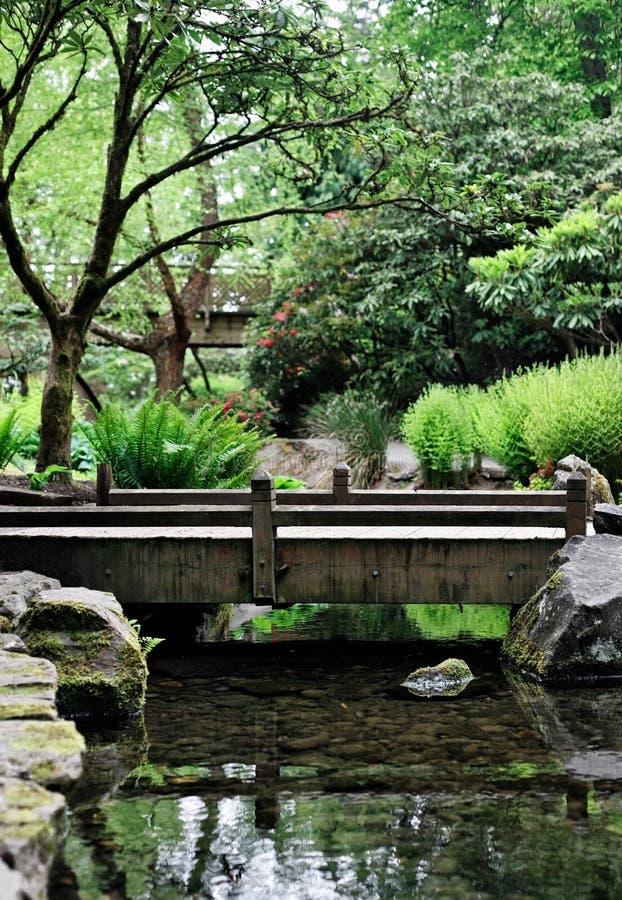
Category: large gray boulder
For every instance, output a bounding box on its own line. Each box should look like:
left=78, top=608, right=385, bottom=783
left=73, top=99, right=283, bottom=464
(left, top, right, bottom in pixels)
left=503, top=534, right=622, bottom=679
left=593, top=503, right=622, bottom=536
left=552, top=455, right=613, bottom=514
left=0, top=571, right=61, bottom=624
left=16, top=587, right=148, bottom=720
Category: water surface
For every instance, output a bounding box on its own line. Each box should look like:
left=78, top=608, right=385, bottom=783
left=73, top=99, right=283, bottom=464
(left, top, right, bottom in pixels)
left=53, top=605, right=622, bottom=899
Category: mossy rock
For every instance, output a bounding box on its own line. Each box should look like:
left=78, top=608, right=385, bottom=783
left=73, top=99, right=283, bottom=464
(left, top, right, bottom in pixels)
left=0, top=776, right=66, bottom=900
left=503, top=535, right=622, bottom=680
left=16, top=588, right=148, bottom=721
left=402, top=657, right=474, bottom=697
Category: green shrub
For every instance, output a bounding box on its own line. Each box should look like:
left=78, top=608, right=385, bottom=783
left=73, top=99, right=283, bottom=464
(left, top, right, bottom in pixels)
left=302, top=390, right=394, bottom=488
left=81, top=395, right=267, bottom=489
left=401, top=385, right=472, bottom=487
left=522, top=350, right=622, bottom=488
left=473, top=371, right=542, bottom=483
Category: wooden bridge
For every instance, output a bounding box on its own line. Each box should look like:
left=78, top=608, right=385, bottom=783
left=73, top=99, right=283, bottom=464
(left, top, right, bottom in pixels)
left=0, top=465, right=588, bottom=608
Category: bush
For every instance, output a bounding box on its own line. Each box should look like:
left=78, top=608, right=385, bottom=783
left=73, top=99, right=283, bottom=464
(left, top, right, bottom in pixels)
left=473, top=371, right=542, bottom=483
left=302, top=390, right=394, bottom=488
left=522, top=350, right=622, bottom=489
left=401, top=385, right=473, bottom=488
left=184, top=386, right=278, bottom=436
left=81, top=395, right=267, bottom=489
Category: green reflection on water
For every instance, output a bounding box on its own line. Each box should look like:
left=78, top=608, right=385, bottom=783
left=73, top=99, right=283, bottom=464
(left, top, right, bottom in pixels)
left=230, top=603, right=510, bottom=643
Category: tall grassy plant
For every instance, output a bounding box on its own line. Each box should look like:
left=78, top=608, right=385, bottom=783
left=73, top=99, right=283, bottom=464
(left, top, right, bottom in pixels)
left=473, top=370, right=542, bottom=483
left=82, top=396, right=267, bottom=489
left=522, top=350, right=622, bottom=488
left=401, top=385, right=473, bottom=488
left=302, top=390, right=394, bottom=488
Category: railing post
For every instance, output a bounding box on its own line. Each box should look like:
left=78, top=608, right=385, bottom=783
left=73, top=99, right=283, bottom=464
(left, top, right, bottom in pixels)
left=96, top=463, right=112, bottom=506
left=565, top=471, right=587, bottom=538
left=333, top=463, right=351, bottom=504
left=251, top=467, right=276, bottom=600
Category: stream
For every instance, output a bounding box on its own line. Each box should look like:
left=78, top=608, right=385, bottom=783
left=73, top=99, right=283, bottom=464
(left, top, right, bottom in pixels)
left=51, top=604, right=622, bottom=899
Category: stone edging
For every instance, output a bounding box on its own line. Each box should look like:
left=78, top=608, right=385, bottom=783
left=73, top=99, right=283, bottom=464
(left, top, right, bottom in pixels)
left=0, top=578, right=86, bottom=900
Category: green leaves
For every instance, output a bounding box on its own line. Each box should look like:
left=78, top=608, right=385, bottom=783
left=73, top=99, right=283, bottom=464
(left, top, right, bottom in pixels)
left=0, top=407, right=30, bottom=471
left=468, top=190, right=622, bottom=347
left=81, top=395, right=266, bottom=488
left=401, top=385, right=473, bottom=488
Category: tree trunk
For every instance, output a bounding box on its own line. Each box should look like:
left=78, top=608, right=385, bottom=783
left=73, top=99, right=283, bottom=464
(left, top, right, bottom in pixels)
left=36, top=317, right=88, bottom=472
left=575, top=12, right=611, bottom=119
left=152, top=336, right=188, bottom=397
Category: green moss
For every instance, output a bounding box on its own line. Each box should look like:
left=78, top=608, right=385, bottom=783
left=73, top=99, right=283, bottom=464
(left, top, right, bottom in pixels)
left=9, top=720, right=84, bottom=756
left=22, top=634, right=69, bottom=662
left=501, top=582, right=549, bottom=675
left=0, top=702, right=55, bottom=720
left=0, top=614, right=12, bottom=631
left=20, top=601, right=107, bottom=634
left=57, top=671, right=145, bottom=721
left=1, top=684, right=53, bottom=696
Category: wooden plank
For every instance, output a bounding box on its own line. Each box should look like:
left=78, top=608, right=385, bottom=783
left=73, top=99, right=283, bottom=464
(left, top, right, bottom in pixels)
left=0, top=505, right=252, bottom=528
left=275, top=533, right=563, bottom=604
left=343, top=490, right=565, bottom=507
left=565, top=471, right=588, bottom=537
left=273, top=504, right=566, bottom=529
left=108, top=488, right=251, bottom=506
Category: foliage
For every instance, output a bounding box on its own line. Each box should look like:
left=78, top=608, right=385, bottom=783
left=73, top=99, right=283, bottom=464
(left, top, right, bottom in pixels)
left=401, top=385, right=473, bottom=488
left=473, top=373, right=543, bottom=484
left=184, top=386, right=277, bottom=436
left=81, top=396, right=266, bottom=489
left=0, top=407, right=29, bottom=471
left=468, top=191, right=622, bottom=356
left=127, top=619, right=165, bottom=657
left=302, top=390, right=394, bottom=488
left=220, top=387, right=278, bottom=437
left=274, top=475, right=305, bottom=490
left=521, top=350, right=622, bottom=489
left=248, top=54, right=622, bottom=424
left=27, top=465, right=73, bottom=490
left=0, top=0, right=437, bottom=470
left=385, top=0, right=622, bottom=115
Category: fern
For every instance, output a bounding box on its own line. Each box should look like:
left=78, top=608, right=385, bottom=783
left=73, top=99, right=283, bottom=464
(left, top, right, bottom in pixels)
left=0, top=408, right=29, bottom=470
left=81, top=396, right=266, bottom=489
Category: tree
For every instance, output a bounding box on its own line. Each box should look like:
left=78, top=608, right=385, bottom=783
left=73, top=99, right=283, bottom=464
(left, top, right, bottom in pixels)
left=248, top=52, right=622, bottom=427
left=384, top=0, right=622, bottom=115
left=467, top=191, right=622, bottom=356
left=0, top=0, right=431, bottom=471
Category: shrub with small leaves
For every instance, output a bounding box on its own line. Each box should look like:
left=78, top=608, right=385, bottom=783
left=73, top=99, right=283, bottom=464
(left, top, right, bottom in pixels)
left=401, top=385, right=472, bottom=488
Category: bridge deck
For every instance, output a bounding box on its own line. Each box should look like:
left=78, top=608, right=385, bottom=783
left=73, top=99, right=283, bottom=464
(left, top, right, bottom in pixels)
left=0, top=523, right=589, bottom=607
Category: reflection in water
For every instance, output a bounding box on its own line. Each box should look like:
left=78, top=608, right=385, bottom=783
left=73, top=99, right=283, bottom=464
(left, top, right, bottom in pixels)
left=197, top=603, right=510, bottom=644
left=53, top=605, right=622, bottom=899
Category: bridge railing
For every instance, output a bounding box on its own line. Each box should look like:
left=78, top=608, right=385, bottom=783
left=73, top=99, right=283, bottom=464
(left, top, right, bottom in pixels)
left=92, top=461, right=588, bottom=536
left=0, top=463, right=588, bottom=541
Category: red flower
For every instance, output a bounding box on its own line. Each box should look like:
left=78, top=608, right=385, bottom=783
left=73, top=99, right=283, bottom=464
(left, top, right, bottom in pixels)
left=274, top=311, right=286, bottom=322
left=258, top=337, right=274, bottom=348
